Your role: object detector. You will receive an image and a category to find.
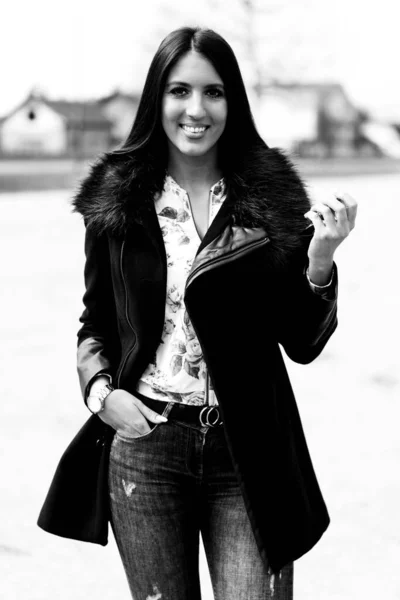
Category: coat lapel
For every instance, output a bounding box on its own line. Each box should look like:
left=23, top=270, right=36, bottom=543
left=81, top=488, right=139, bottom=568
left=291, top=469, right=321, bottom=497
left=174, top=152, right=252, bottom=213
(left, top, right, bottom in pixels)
left=135, top=196, right=167, bottom=264
left=197, top=197, right=233, bottom=255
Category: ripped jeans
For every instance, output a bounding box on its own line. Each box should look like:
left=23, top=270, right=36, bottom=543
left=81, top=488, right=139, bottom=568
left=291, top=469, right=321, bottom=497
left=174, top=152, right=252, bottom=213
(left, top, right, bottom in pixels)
left=108, top=407, right=293, bottom=600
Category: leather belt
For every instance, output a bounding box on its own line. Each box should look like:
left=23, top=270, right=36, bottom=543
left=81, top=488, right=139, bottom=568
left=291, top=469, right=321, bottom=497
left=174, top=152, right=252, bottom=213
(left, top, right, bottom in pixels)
left=137, top=394, right=223, bottom=428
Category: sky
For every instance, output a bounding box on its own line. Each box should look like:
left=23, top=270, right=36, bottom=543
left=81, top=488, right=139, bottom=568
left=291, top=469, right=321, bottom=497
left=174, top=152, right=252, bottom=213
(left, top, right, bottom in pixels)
left=1, top=0, right=399, bottom=121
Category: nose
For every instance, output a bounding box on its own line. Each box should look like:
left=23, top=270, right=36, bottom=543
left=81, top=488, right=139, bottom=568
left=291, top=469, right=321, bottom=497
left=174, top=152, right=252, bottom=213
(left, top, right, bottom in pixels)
left=185, top=92, right=207, bottom=120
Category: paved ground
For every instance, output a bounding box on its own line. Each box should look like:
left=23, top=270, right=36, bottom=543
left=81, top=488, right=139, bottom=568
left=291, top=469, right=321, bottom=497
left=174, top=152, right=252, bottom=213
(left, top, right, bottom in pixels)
left=1, top=172, right=399, bottom=599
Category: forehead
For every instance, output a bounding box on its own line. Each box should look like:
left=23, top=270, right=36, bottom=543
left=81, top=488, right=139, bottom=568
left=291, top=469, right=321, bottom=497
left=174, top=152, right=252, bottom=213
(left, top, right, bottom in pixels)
left=166, top=51, right=223, bottom=86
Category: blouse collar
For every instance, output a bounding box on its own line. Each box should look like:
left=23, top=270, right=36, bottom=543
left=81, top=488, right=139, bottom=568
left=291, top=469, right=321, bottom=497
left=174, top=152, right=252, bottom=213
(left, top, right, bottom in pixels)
left=164, top=173, right=226, bottom=200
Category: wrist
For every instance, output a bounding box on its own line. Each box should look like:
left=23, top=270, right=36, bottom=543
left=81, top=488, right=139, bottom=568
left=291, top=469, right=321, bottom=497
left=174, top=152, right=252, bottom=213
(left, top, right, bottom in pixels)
left=307, top=259, right=334, bottom=286
left=87, top=383, right=115, bottom=415
left=88, top=375, right=112, bottom=397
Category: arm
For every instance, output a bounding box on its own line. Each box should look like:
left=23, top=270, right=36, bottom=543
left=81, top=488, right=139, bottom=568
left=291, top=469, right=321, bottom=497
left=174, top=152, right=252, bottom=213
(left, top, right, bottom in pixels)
left=78, top=226, right=168, bottom=434
left=77, top=225, right=119, bottom=403
left=276, top=191, right=357, bottom=364
left=275, top=254, right=338, bottom=365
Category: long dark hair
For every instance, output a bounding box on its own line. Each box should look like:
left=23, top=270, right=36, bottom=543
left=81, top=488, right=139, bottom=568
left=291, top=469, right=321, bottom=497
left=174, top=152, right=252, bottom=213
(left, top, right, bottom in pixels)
left=109, top=27, right=268, bottom=196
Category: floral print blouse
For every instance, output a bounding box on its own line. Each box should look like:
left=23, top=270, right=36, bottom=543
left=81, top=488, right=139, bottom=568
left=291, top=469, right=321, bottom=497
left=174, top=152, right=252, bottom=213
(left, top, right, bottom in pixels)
left=136, top=174, right=225, bottom=406
left=135, top=174, right=335, bottom=406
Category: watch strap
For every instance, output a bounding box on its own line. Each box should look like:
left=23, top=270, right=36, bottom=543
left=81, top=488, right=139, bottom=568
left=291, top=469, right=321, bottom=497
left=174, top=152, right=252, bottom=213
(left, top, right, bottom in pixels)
left=87, top=383, right=114, bottom=414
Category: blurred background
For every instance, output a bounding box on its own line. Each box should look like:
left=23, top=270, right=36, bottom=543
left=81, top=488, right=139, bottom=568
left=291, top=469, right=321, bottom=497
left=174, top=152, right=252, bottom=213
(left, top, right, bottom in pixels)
left=1, top=1, right=399, bottom=599
left=1, top=0, right=400, bottom=185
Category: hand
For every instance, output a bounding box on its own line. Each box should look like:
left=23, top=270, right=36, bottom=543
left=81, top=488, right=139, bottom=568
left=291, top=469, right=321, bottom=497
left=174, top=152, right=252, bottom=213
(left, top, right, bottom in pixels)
left=98, top=389, right=168, bottom=437
left=305, top=191, right=358, bottom=282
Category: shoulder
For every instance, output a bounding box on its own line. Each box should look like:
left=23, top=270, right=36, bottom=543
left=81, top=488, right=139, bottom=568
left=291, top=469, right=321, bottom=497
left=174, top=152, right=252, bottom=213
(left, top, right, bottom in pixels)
left=232, top=146, right=310, bottom=221
left=71, top=152, right=162, bottom=236
left=230, top=146, right=312, bottom=267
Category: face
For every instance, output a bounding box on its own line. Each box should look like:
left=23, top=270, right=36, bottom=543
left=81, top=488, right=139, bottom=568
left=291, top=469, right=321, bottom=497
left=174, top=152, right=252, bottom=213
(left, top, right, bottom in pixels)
left=161, top=51, right=228, bottom=161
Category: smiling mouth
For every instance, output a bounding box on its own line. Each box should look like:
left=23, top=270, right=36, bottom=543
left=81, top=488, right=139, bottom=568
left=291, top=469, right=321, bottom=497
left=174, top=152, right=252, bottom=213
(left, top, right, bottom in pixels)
left=180, top=125, right=209, bottom=134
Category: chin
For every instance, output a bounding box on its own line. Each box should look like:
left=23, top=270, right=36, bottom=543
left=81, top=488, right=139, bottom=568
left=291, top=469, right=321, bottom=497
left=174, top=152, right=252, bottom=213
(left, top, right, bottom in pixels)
left=178, top=142, right=216, bottom=158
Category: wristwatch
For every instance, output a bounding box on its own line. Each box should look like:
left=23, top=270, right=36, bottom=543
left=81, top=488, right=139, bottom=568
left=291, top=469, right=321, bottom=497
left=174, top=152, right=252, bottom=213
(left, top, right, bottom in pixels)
left=87, top=384, right=114, bottom=415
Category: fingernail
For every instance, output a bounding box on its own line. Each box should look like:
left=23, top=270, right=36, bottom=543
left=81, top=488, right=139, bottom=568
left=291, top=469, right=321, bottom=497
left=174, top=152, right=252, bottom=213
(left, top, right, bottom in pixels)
left=157, top=415, right=168, bottom=422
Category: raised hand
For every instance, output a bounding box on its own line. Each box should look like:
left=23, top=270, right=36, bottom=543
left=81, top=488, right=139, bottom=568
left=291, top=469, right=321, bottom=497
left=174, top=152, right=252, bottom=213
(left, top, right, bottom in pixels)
left=305, top=191, right=358, bottom=285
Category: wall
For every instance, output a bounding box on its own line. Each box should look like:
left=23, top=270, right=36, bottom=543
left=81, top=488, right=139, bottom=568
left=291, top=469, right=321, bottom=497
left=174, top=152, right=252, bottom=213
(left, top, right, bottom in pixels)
left=1, top=100, right=67, bottom=155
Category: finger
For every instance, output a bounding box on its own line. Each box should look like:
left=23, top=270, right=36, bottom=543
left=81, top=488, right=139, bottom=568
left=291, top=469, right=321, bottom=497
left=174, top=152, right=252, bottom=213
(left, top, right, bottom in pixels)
left=132, top=397, right=168, bottom=423
left=308, top=202, right=337, bottom=230
left=130, top=416, right=152, bottom=436
left=318, top=196, right=349, bottom=229
left=304, top=209, right=325, bottom=234
left=334, top=191, right=358, bottom=230
left=334, top=190, right=357, bottom=210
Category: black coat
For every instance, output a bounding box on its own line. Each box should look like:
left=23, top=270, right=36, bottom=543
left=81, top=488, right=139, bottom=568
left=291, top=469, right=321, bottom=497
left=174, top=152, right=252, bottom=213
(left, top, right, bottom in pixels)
left=62, top=148, right=338, bottom=572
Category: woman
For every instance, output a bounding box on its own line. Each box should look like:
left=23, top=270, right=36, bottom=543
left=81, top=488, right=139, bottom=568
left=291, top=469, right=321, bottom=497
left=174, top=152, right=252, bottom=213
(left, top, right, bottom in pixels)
left=72, top=27, right=356, bottom=600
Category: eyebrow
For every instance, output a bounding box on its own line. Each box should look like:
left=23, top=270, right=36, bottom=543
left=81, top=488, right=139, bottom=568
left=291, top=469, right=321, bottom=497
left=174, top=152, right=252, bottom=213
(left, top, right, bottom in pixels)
left=165, top=81, right=225, bottom=89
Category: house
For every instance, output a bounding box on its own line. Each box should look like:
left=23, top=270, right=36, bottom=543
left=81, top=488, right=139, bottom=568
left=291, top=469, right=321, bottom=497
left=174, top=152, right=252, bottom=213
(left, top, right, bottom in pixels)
left=361, top=120, right=400, bottom=158
left=97, top=90, right=140, bottom=147
left=0, top=91, right=112, bottom=158
left=0, top=89, right=141, bottom=158
left=256, top=83, right=378, bottom=158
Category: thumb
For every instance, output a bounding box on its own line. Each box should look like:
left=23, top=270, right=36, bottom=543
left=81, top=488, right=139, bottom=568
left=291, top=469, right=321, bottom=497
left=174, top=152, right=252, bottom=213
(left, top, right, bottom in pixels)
left=304, top=210, right=324, bottom=233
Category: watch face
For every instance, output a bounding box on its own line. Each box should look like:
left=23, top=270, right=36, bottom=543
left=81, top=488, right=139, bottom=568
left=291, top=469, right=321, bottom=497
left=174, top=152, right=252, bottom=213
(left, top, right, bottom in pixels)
left=87, top=395, right=102, bottom=414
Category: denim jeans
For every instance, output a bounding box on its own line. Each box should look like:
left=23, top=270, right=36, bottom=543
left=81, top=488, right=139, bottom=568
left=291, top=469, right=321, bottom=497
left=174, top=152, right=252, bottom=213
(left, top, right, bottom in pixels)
left=108, top=405, right=293, bottom=600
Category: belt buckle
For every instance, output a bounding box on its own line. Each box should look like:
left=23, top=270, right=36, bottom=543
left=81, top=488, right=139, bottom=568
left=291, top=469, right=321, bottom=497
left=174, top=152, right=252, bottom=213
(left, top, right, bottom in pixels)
left=199, top=406, right=222, bottom=427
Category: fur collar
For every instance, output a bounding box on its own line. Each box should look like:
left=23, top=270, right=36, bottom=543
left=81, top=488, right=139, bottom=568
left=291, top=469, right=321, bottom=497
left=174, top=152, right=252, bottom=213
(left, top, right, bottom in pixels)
left=72, top=147, right=312, bottom=266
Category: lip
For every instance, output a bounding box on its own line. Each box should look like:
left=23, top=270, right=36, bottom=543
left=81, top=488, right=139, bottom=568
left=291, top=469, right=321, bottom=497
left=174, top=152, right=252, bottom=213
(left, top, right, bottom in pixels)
left=179, top=124, right=210, bottom=139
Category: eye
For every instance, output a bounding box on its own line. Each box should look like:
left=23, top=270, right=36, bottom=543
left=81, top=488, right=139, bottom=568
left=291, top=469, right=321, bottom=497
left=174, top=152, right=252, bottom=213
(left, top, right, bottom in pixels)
left=168, top=86, right=188, bottom=97
left=206, top=88, right=224, bottom=99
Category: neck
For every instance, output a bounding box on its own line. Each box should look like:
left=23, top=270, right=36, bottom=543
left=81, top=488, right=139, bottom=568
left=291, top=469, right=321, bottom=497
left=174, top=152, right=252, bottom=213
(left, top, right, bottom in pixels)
left=167, top=148, right=222, bottom=191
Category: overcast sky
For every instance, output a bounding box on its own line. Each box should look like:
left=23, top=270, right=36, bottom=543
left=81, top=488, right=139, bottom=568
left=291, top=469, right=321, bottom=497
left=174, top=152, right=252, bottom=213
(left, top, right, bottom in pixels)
left=1, top=0, right=399, bottom=121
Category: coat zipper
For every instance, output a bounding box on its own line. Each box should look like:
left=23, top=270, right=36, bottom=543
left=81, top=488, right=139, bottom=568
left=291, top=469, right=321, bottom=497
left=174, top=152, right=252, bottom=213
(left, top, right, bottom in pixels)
left=116, top=239, right=137, bottom=388
left=205, top=369, right=210, bottom=405
left=185, top=236, right=270, bottom=290
left=186, top=235, right=269, bottom=406
left=117, top=236, right=269, bottom=388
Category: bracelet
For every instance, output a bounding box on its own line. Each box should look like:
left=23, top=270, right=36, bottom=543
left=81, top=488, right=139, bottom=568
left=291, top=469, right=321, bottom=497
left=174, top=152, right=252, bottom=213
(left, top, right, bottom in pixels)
left=306, top=267, right=334, bottom=289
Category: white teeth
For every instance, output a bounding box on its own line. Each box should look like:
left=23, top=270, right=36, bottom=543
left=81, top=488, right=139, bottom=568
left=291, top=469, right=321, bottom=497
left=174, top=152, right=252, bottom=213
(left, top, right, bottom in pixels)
left=182, top=125, right=207, bottom=133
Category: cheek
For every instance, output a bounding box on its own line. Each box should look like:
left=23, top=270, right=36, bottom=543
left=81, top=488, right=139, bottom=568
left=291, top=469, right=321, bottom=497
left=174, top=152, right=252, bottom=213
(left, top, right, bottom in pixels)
left=214, top=102, right=228, bottom=129
left=161, top=98, right=180, bottom=130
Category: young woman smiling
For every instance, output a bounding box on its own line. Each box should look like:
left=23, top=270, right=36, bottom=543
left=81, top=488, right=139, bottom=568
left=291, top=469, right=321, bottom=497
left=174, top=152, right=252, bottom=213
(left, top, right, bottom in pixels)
left=58, top=26, right=357, bottom=599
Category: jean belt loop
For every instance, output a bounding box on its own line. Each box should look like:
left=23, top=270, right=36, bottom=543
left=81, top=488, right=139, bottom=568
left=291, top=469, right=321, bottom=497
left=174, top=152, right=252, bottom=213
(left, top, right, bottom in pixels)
left=161, top=402, right=175, bottom=419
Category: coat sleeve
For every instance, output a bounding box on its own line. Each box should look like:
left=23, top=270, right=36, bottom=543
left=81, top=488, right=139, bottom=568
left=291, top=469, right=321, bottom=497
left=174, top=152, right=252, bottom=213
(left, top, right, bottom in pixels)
left=273, top=242, right=338, bottom=365
left=77, top=225, right=120, bottom=401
